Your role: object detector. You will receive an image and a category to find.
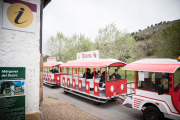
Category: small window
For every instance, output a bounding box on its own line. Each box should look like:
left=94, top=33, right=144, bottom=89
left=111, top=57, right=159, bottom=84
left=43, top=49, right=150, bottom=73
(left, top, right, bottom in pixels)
left=174, top=68, right=180, bottom=92
left=107, top=67, right=125, bottom=81
left=137, top=71, right=169, bottom=93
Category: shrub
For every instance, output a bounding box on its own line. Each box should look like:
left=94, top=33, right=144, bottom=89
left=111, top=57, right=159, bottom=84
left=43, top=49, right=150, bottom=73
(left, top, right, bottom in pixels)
left=146, top=49, right=154, bottom=56
left=142, top=43, right=155, bottom=56
left=134, top=35, right=144, bottom=41
left=133, top=35, right=138, bottom=40
left=144, top=34, right=151, bottom=39
left=137, top=35, right=145, bottom=41
left=131, top=32, right=135, bottom=36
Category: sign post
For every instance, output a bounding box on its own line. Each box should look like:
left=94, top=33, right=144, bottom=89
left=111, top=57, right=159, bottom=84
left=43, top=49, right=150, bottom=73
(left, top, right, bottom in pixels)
left=0, top=67, right=25, bottom=120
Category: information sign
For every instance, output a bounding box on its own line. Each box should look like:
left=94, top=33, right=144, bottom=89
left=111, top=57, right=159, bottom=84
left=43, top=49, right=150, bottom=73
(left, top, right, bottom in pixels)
left=0, top=67, right=25, bottom=120
left=0, top=67, right=25, bottom=80
left=139, top=71, right=144, bottom=81
left=77, top=50, right=99, bottom=60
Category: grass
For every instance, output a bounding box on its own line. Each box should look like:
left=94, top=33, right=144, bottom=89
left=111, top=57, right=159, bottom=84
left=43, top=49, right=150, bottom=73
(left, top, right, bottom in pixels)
left=48, top=96, right=58, bottom=99
left=174, top=68, right=180, bottom=85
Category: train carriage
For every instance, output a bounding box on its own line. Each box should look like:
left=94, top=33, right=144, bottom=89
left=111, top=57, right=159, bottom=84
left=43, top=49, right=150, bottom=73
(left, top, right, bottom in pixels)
left=43, top=61, right=68, bottom=87
left=60, top=58, right=128, bottom=103
left=119, top=58, right=180, bottom=120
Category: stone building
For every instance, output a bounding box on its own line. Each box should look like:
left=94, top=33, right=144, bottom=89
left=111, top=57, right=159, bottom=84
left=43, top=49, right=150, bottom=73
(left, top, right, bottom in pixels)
left=0, top=0, right=51, bottom=119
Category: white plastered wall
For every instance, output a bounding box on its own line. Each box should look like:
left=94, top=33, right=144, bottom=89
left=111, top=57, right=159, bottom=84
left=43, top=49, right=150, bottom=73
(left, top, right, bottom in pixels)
left=0, top=0, right=41, bottom=114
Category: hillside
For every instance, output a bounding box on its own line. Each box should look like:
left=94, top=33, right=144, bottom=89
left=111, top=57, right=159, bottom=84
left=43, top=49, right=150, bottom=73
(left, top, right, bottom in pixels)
left=131, top=19, right=180, bottom=41
left=132, top=19, right=180, bottom=60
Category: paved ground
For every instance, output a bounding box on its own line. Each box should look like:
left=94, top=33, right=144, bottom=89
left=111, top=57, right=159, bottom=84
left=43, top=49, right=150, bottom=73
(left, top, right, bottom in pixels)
left=43, top=97, right=98, bottom=120
left=43, top=85, right=143, bottom=120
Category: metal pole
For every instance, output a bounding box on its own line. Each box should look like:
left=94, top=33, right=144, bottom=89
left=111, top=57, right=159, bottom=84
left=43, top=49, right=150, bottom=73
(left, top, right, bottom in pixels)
left=105, top=67, right=107, bottom=97
left=94, top=68, right=95, bottom=81
left=72, top=68, right=73, bottom=78
left=125, top=70, right=127, bottom=79
left=78, top=68, right=80, bottom=85
left=85, top=68, right=87, bottom=86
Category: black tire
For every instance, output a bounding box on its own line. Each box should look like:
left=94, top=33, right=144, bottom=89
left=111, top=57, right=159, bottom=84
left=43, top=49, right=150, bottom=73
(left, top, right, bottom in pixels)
left=90, top=88, right=93, bottom=91
left=111, top=97, right=117, bottom=101
left=64, top=90, right=69, bottom=94
left=93, top=101, right=101, bottom=105
left=143, top=106, right=164, bottom=120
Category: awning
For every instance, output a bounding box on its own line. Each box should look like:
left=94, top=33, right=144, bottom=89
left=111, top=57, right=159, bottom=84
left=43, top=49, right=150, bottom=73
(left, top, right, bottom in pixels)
left=43, top=62, right=63, bottom=67
left=60, top=59, right=126, bottom=68
left=122, top=59, right=180, bottom=73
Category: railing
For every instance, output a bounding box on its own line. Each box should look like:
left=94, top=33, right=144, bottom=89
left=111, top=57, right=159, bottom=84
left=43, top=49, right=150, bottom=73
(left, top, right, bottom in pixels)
left=126, top=82, right=135, bottom=96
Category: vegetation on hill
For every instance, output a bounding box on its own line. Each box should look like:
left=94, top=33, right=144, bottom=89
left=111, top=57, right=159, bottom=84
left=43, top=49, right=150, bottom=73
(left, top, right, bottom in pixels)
left=131, top=20, right=180, bottom=61
left=46, top=23, right=137, bottom=63
left=45, top=20, right=180, bottom=63
left=45, top=20, right=180, bottom=82
left=46, top=32, right=93, bottom=63
left=93, top=23, right=137, bottom=62
left=151, top=21, right=180, bottom=58
left=131, top=19, right=180, bottom=41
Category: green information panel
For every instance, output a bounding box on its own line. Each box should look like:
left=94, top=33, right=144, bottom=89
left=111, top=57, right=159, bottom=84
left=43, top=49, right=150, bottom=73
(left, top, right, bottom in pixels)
left=0, top=67, right=25, bottom=80
left=0, top=96, right=25, bottom=120
left=0, top=67, right=25, bottom=120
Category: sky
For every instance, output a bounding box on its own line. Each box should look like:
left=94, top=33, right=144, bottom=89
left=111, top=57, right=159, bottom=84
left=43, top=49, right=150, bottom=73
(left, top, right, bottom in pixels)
left=42, top=0, right=180, bottom=55
left=13, top=81, right=24, bottom=86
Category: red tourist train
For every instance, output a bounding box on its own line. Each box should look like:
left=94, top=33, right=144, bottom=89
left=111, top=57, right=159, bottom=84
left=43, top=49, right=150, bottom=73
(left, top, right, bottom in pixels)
left=43, top=52, right=180, bottom=119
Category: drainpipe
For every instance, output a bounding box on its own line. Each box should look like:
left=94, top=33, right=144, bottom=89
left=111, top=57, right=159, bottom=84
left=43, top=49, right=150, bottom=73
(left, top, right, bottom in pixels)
left=40, top=0, right=43, bottom=54
left=39, top=0, right=43, bottom=119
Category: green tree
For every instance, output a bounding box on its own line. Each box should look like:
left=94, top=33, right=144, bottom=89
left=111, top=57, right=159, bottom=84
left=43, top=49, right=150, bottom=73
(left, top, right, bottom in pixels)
left=46, top=32, right=93, bottom=62
left=93, top=23, right=137, bottom=62
left=151, top=21, right=180, bottom=58
left=43, top=55, right=49, bottom=62
left=46, top=32, right=67, bottom=62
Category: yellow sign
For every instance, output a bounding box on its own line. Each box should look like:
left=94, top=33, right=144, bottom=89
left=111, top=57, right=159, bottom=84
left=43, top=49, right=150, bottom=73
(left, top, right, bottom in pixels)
left=7, top=3, right=33, bottom=28
left=3, top=0, right=37, bottom=32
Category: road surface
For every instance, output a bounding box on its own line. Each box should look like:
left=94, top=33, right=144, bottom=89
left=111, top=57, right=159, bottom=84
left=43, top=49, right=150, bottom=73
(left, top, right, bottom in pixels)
left=43, top=85, right=143, bottom=120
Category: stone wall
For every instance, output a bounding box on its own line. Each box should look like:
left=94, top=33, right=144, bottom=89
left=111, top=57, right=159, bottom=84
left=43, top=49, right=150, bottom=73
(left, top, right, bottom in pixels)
left=0, top=0, right=41, bottom=116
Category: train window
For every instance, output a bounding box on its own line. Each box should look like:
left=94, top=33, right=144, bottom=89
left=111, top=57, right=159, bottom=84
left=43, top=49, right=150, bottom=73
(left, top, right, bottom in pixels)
left=137, top=71, right=169, bottom=93
left=174, top=68, right=180, bottom=92
left=107, top=67, right=125, bottom=81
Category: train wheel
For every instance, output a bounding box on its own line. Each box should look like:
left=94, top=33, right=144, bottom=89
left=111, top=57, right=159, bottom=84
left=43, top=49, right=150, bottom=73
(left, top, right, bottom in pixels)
left=93, top=101, right=100, bottom=105
left=143, top=106, right=164, bottom=120
left=111, top=98, right=117, bottom=101
left=64, top=90, right=69, bottom=94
